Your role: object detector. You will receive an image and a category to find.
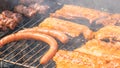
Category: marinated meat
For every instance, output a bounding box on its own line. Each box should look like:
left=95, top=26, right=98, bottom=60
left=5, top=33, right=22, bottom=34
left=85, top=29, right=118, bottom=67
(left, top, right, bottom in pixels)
left=2, top=17, right=16, bottom=30
left=29, top=3, right=50, bottom=14
left=96, top=14, right=120, bottom=26
left=14, top=5, right=37, bottom=17
left=2, top=10, right=22, bottom=23
left=14, top=3, right=49, bottom=17
left=0, top=14, right=9, bottom=30
left=2, top=10, right=13, bottom=18
left=94, top=25, right=120, bottom=43
left=50, top=5, right=109, bottom=23
left=75, top=39, right=120, bottom=60
left=0, top=11, right=22, bottom=31
left=53, top=50, right=120, bottom=68
left=19, top=0, right=43, bottom=5
left=39, top=17, right=93, bottom=39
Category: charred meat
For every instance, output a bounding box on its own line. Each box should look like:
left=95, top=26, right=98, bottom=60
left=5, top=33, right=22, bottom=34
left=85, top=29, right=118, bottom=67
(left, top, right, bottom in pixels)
left=14, top=4, right=49, bottom=17
left=29, top=3, right=50, bottom=14
left=14, top=5, right=37, bottom=17
left=2, top=10, right=22, bottom=23
left=0, top=10, right=22, bottom=31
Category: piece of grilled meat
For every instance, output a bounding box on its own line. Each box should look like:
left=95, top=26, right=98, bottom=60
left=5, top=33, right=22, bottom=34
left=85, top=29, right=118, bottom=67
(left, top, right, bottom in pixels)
left=29, top=3, right=49, bottom=14
left=75, top=39, right=120, bottom=60
left=14, top=4, right=50, bottom=17
left=50, top=5, right=109, bottom=24
left=94, top=25, right=120, bottom=43
left=14, top=5, right=37, bottom=17
left=53, top=50, right=120, bottom=68
left=0, top=10, right=22, bottom=31
left=96, top=14, right=120, bottom=26
left=2, top=10, right=22, bottom=23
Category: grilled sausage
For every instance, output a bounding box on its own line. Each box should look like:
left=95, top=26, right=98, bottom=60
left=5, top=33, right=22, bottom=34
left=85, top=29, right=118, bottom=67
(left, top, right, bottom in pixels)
left=0, top=32, right=58, bottom=64
left=18, top=27, right=68, bottom=43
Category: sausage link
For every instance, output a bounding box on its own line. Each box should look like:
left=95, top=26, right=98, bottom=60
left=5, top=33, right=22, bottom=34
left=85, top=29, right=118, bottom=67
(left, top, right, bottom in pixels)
left=18, top=27, right=68, bottom=43
left=0, top=32, right=58, bottom=64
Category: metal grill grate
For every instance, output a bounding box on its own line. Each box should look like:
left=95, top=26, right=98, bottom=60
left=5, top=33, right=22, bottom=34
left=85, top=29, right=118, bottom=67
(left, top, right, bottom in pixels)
left=1, top=0, right=119, bottom=67
left=0, top=24, right=85, bottom=68
left=0, top=14, right=51, bottom=68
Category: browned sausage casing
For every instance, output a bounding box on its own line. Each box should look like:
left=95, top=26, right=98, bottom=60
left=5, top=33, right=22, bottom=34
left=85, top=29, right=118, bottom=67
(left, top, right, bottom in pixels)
left=0, top=32, right=58, bottom=64
left=18, top=27, right=68, bottom=43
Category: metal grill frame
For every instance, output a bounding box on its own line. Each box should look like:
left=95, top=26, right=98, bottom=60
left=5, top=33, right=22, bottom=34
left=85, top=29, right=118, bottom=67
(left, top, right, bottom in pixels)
left=1, top=0, right=120, bottom=68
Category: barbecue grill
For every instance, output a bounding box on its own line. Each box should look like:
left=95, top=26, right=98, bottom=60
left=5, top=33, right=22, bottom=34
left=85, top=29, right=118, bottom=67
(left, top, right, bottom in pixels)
left=0, top=0, right=120, bottom=68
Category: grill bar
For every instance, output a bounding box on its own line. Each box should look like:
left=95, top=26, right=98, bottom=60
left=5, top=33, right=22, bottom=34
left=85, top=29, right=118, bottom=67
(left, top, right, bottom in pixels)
left=0, top=14, right=49, bottom=67
left=25, top=45, right=48, bottom=65
left=0, top=0, right=120, bottom=67
left=1, top=59, right=35, bottom=68
left=0, top=12, right=86, bottom=68
left=43, top=60, right=54, bottom=68
left=9, top=41, right=38, bottom=61
left=3, top=41, right=26, bottom=59
left=9, top=41, right=33, bottom=60
left=14, top=42, right=39, bottom=63
left=12, top=15, right=41, bottom=33
left=0, top=42, right=17, bottom=55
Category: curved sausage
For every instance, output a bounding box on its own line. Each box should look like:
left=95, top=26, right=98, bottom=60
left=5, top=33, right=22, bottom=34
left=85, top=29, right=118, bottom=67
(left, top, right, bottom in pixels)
left=18, top=27, right=68, bottom=43
left=0, top=32, right=58, bottom=64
